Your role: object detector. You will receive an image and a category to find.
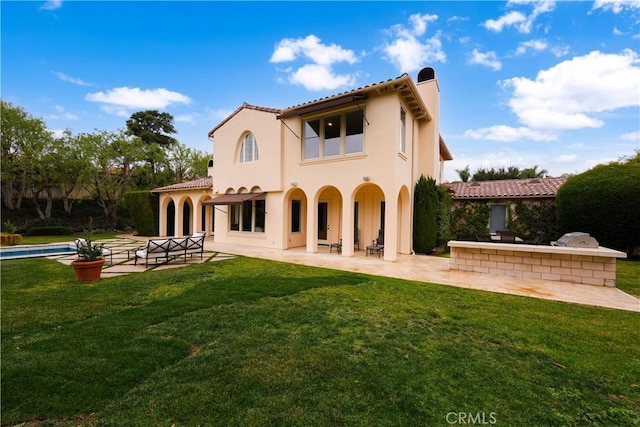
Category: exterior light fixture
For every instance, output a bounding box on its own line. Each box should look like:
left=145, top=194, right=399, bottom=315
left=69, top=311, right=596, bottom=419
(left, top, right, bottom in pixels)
left=291, top=181, right=298, bottom=187
left=362, top=176, right=370, bottom=182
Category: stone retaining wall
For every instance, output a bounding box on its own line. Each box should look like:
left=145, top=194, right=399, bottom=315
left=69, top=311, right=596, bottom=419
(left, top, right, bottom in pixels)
left=448, top=241, right=627, bottom=287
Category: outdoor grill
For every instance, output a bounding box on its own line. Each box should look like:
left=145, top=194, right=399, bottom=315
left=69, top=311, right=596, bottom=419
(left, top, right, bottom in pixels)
left=551, top=232, right=599, bottom=248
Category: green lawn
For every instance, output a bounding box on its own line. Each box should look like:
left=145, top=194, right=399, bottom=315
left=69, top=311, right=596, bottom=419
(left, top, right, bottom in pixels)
left=2, top=256, right=639, bottom=426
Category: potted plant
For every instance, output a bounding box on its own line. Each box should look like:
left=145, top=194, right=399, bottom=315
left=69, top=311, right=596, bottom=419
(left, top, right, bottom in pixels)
left=1, top=220, right=22, bottom=246
left=71, top=219, right=106, bottom=283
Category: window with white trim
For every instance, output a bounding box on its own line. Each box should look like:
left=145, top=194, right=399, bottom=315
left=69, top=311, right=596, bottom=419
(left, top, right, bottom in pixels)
left=240, top=133, right=259, bottom=163
left=303, top=109, right=364, bottom=160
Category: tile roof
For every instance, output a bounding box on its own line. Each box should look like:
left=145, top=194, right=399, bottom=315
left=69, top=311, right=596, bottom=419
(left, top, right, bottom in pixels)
left=152, top=176, right=213, bottom=193
left=446, top=177, right=566, bottom=200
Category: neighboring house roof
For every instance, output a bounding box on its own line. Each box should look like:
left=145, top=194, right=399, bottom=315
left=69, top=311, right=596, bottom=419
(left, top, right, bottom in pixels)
left=152, top=176, right=213, bottom=193
left=446, top=177, right=566, bottom=200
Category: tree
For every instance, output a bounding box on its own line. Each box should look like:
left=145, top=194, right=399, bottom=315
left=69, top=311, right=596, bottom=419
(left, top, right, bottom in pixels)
left=456, top=165, right=471, bottom=182
left=556, top=157, right=640, bottom=253
left=519, top=165, right=548, bottom=179
left=0, top=100, right=51, bottom=210
left=78, top=129, right=145, bottom=224
left=413, top=175, right=438, bottom=253
left=51, top=130, right=90, bottom=216
left=472, top=166, right=521, bottom=181
left=125, top=110, right=178, bottom=147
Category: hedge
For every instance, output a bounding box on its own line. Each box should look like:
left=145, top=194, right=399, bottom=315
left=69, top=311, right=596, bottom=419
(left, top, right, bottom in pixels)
left=124, top=191, right=159, bottom=236
left=556, top=160, right=640, bottom=253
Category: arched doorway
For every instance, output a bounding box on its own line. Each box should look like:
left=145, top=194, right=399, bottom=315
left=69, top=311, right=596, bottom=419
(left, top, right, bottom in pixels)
left=182, top=201, right=192, bottom=235
left=167, top=201, right=176, bottom=237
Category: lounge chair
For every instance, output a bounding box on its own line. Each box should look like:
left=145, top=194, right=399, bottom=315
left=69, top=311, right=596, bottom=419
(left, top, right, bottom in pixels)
left=366, top=229, right=384, bottom=257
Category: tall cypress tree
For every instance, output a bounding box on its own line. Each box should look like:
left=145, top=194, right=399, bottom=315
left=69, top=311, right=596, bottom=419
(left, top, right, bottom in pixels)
left=413, top=175, right=438, bottom=253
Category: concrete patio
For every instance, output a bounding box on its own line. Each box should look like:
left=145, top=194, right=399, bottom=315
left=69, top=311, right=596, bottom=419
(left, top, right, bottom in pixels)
left=51, top=236, right=639, bottom=313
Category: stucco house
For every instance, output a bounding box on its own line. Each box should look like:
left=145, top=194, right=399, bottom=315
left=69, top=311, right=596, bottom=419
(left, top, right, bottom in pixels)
left=154, top=67, right=453, bottom=261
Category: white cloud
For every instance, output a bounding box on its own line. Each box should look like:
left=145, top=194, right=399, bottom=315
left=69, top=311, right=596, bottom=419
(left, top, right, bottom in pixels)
left=40, top=0, right=62, bottom=11
left=52, top=71, right=91, bottom=86
left=45, top=105, right=79, bottom=121
left=382, top=14, right=446, bottom=73
left=85, top=87, right=192, bottom=115
left=175, top=113, right=199, bottom=125
left=515, top=39, right=548, bottom=55
left=484, top=11, right=528, bottom=33
left=592, top=0, right=640, bottom=14
left=288, top=64, right=356, bottom=91
left=468, top=49, right=502, bottom=71
left=555, top=154, right=578, bottom=163
left=463, top=125, right=557, bottom=142
left=501, top=49, right=640, bottom=130
left=270, top=35, right=357, bottom=66
left=270, top=35, right=359, bottom=91
left=621, top=130, right=640, bottom=141
left=409, top=13, right=439, bottom=37
left=484, top=0, right=556, bottom=34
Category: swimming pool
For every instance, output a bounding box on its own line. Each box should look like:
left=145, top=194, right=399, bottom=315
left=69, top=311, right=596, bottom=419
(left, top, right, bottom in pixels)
left=0, top=243, right=76, bottom=260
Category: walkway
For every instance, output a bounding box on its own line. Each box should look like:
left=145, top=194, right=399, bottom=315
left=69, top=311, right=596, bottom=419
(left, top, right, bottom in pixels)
left=52, top=236, right=639, bottom=313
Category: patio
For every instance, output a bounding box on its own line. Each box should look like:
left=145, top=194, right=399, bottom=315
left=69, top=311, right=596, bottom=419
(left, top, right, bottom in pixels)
left=48, top=236, right=639, bottom=312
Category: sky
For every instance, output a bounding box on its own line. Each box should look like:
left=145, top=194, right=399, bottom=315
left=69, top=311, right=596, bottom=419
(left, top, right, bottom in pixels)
left=2, top=0, right=639, bottom=182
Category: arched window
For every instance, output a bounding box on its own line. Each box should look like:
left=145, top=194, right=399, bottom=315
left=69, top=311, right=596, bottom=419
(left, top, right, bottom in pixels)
left=240, top=133, right=259, bottom=163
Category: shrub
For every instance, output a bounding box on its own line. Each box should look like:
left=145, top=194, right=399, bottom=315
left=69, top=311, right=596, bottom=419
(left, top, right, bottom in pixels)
left=124, top=191, right=159, bottom=236
left=556, top=159, right=640, bottom=253
left=451, top=201, right=491, bottom=241
left=413, top=175, right=438, bottom=254
left=25, top=226, right=73, bottom=236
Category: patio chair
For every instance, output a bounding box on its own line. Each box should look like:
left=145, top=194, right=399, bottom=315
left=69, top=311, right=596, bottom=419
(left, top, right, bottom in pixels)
left=497, top=229, right=516, bottom=243
left=330, top=239, right=342, bottom=254
left=522, top=231, right=545, bottom=245
left=366, top=229, right=384, bottom=257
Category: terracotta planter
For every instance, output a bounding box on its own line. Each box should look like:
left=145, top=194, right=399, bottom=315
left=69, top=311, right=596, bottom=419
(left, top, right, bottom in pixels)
left=0, top=234, right=21, bottom=246
left=71, top=259, right=105, bottom=283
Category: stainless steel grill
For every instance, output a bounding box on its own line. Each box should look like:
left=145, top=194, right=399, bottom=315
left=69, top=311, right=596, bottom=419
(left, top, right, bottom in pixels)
left=551, top=232, right=599, bottom=248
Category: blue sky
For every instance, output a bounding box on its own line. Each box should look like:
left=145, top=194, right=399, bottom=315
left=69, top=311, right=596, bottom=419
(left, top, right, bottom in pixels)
left=3, top=0, right=639, bottom=182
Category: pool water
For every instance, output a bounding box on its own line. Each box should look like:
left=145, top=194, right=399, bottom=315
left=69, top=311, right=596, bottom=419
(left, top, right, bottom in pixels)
left=0, top=243, right=76, bottom=260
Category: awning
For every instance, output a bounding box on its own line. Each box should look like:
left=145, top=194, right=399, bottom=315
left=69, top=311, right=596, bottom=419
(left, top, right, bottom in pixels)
left=202, top=192, right=266, bottom=206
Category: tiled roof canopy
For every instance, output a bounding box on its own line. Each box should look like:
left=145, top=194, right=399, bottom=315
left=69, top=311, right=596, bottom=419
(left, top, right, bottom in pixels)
left=446, top=177, right=566, bottom=200
left=152, top=177, right=213, bottom=193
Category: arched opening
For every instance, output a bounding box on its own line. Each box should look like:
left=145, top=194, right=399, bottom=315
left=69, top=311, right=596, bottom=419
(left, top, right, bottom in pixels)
left=166, top=201, right=176, bottom=237
left=315, top=186, right=343, bottom=246
left=182, top=200, right=192, bottom=235
left=353, top=183, right=385, bottom=250
left=284, top=187, right=308, bottom=249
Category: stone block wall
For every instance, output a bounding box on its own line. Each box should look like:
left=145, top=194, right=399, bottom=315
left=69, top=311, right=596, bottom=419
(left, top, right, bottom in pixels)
left=449, top=243, right=624, bottom=287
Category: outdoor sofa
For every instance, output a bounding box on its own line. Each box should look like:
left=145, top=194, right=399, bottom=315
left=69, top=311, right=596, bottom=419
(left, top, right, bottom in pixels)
left=133, top=233, right=205, bottom=266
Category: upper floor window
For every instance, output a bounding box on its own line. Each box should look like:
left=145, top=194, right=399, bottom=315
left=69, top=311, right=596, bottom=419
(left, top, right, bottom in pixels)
left=399, top=107, right=406, bottom=154
left=240, top=133, right=259, bottom=163
left=303, top=109, right=364, bottom=160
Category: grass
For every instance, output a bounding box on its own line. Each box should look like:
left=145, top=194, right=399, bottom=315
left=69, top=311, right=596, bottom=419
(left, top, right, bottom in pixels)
left=617, top=259, right=640, bottom=297
left=2, top=255, right=639, bottom=426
